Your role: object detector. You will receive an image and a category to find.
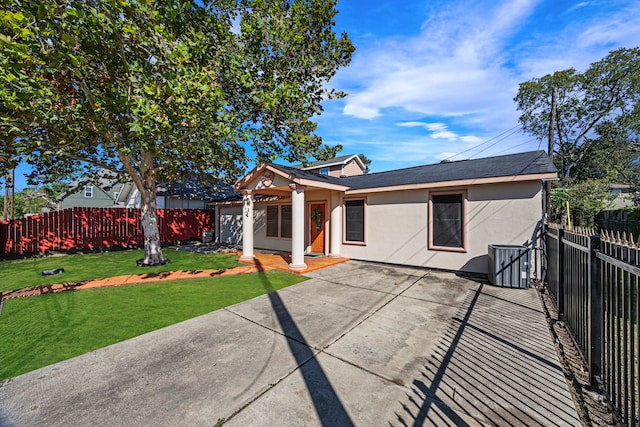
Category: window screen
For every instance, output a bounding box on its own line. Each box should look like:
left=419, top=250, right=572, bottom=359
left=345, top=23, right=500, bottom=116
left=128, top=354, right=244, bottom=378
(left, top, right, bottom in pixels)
left=266, top=205, right=279, bottom=237
left=280, top=205, right=292, bottom=238
left=431, top=194, right=463, bottom=248
left=345, top=199, right=365, bottom=242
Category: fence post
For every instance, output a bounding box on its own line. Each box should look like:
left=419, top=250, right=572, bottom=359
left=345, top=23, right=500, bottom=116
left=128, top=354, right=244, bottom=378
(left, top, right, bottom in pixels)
left=589, top=234, right=602, bottom=385
left=557, top=227, right=565, bottom=320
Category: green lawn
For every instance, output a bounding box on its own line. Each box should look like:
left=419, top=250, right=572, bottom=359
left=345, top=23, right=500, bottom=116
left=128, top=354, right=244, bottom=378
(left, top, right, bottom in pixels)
left=0, top=270, right=306, bottom=380
left=0, top=248, right=239, bottom=293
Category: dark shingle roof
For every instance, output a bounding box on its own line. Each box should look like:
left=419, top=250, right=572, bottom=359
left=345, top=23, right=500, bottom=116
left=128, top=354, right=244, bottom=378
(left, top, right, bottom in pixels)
left=293, top=154, right=362, bottom=170
left=157, top=179, right=236, bottom=201
left=269, top=164, right=349, bottom=186
left=232, top=151, right=555, bottom=197
left=330, top=151, right=554, bottom=190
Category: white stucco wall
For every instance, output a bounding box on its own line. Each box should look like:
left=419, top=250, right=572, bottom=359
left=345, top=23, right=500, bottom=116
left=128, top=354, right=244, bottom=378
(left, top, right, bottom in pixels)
left=339, top=181, right=543, bottom=274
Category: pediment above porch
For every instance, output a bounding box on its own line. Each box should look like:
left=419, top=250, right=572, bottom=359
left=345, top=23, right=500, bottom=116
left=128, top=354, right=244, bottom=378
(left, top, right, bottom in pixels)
left=235, top=163, right=350, bottom=196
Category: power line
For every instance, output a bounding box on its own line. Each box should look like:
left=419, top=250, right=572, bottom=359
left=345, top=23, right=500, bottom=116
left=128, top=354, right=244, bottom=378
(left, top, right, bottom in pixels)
left=491, top=137, right=539, bottom=156
left=442, top=124, right=523, bottom=161
left=468, top=127, right=523, bottom=159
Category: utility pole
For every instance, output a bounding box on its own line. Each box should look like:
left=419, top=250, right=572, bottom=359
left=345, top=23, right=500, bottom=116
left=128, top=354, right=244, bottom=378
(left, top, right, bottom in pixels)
left=10, top=168, right=15, bottom=220
left=2, top=173, right=8, bottom=221
left=546, top=87, right=557, bottom=220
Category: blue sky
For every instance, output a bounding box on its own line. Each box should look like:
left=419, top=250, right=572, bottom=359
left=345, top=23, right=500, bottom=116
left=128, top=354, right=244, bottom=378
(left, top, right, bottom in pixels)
left=10, top=0, right=640, bottom=190
left=315, top=0, right=640, bottom=173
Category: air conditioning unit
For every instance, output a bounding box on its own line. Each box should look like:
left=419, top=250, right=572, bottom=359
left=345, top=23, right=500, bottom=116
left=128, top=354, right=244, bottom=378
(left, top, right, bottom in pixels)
left=488, top=244, right=530, bottom=288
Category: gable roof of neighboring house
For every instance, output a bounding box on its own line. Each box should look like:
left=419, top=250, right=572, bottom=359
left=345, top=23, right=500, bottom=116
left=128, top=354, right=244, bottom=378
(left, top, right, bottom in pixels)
left=59, top=170, right=122, bottom=201
left=236, top=150, right=557, bottom=194
left=293, top=154, right=366, bottom=171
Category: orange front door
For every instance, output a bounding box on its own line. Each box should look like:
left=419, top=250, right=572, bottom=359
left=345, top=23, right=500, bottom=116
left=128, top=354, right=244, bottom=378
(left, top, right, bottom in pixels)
left=310, top=203, right=325, bottom=253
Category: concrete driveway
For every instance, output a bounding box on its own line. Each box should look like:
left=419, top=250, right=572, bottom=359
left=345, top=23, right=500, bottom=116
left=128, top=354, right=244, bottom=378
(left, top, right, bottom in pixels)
left=0, top=261, right=580, bottom=426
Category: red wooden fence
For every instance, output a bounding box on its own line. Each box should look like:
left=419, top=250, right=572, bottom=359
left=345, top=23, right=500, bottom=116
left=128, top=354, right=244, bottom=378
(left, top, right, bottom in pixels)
left=0, top=208, right=214, bottom=256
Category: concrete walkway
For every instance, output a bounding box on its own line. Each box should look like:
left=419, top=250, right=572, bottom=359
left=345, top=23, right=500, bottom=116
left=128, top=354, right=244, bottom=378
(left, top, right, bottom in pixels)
left=0, top=261, right=580, bottom=426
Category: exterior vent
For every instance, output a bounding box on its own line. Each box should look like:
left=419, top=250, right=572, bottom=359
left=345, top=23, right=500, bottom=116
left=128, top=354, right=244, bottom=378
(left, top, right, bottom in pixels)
left=488, top=244, right=530, bottom=288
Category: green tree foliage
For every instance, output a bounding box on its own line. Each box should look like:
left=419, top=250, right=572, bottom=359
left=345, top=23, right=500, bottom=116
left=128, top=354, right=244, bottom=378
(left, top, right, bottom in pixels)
left=515, top=47, right=640, bottom=224
left=13, top=187, right=51, bottom=218
left=357, top=153, right=371, bottom=174
left=0, top=0, right=353, bottom=264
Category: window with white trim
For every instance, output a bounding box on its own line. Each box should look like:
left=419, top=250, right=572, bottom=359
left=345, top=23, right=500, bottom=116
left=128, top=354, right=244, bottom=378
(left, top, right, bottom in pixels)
left=84, top=186, right=93, bottom=198
left=266, top=204, right=292, bottom=238
left=344, top=198, right=365, bottom=243
left=429, top=191, right=466, bottom=251
left=319, top=167, right=330, bottom=175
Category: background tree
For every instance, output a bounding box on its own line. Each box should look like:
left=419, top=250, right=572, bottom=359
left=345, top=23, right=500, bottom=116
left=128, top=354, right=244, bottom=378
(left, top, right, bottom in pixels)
left=515, top=47, right=640, bottom=224
left=357, top=153, right=372, bottom=174
left=12, top=184, right=66, bottom=218
left=1, top=0, right=353, bottom=264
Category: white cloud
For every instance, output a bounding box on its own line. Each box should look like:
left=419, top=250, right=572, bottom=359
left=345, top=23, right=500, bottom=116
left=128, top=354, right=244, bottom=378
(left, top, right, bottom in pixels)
left=460, top=135, right=484, bottom=144
left=340, top=0, right=542, bottom=126
left=426, top=123, right=448, bottom=131
left=397, top=121, right=430, bottom=128
left=337, top=0, right=640, bottom=135
left=564, top=2, right=589, bottom=15
left=342, top=103, right=381, bottom=120
left=432, top=131, right=458, bottom=140
left=318, top=0, right=640, bottom=173
left=397, top=121, right=448, bottom=131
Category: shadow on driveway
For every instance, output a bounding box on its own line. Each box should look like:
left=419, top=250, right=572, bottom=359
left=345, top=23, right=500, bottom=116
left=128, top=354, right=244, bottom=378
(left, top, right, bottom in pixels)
left=246, top=259, right=354, bottom=427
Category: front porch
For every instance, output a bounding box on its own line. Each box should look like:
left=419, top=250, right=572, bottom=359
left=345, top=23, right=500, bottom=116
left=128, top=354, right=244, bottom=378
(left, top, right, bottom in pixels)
left=239, top=251, right=349, bottom=274
left=235, top=163, right=350, bottom=272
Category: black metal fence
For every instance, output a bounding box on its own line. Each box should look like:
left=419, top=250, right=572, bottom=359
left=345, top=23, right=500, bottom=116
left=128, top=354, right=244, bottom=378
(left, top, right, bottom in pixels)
left=545, top=225, right=639, bottom=426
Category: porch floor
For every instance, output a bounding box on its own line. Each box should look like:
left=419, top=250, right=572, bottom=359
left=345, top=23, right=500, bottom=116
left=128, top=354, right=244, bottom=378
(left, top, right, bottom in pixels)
left=239, top=251, right=350, bottom=274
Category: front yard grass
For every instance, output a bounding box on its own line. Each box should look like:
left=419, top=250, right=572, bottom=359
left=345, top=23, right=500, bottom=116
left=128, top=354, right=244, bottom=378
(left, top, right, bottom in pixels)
left=0, top=248, right=238, bottom=293
left=0, top=270, right=306, bottom=380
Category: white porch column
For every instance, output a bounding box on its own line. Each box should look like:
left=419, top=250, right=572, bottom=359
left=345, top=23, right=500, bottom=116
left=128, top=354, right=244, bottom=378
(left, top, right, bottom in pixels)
left=329, top=191, right=342, bottom=258
left=289, top=183, right=307, bottom=271
left=239, top=190, right=255, bottom=261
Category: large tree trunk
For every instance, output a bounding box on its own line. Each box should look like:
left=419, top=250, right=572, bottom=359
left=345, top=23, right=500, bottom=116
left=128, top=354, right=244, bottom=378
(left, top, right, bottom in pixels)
left=138, top=151, right=166, bottom=266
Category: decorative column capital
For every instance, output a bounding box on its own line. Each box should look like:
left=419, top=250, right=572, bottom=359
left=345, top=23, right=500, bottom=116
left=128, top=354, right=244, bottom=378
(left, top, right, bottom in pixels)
left=289, top=183, right=306, bottom=192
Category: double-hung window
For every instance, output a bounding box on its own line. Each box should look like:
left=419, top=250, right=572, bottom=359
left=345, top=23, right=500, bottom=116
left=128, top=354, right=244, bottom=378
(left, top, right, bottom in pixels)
left=84, top=186, right=93, bottom=198
left=344, top=198, right=365, bottom=244
left=429, top=191, right=466, bottom=251
left=266, top=205, right=292, bottom=238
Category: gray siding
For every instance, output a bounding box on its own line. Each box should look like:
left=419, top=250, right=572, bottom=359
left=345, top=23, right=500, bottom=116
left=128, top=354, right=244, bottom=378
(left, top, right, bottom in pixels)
left=60, top=183, right=123, bottom=209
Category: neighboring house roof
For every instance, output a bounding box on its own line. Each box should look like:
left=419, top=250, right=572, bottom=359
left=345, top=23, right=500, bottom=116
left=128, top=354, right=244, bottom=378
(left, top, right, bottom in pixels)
left=59, top=170, right=122, bottom=201
left=294, top=154, right=366, bottom=171
left=119, top=178, right=238, bottom=205
left=157, top=178, right=235, bottom=201
left=236, top=150, right=557, bottom=194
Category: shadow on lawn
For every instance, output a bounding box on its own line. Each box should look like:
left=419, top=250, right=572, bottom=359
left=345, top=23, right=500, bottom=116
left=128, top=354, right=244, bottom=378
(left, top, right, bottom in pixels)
left=250, top=259, right=354, bottom=427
